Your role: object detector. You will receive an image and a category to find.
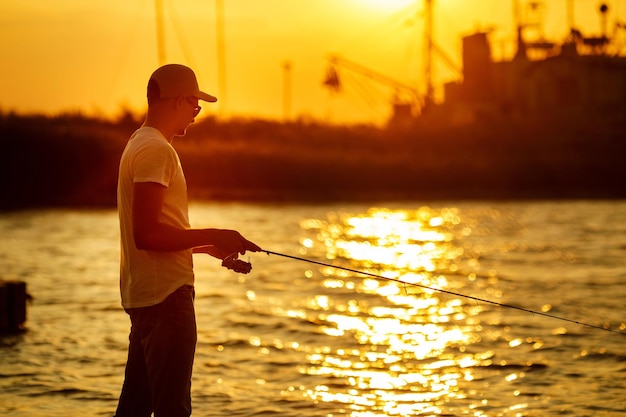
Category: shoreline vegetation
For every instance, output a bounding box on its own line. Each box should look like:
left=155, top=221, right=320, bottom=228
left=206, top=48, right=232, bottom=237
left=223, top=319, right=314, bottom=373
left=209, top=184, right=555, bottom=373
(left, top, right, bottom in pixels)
left=1, top=111, right=625, bottom=211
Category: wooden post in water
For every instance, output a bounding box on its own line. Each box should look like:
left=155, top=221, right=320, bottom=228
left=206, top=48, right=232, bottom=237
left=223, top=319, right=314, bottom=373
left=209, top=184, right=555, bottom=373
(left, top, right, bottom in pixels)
left=0, top=280, right=28, bottom=334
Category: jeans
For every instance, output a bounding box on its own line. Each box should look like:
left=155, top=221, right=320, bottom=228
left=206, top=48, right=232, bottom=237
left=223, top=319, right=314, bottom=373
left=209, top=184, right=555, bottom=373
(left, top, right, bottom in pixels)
left=115, top=285, right=197, bottom=417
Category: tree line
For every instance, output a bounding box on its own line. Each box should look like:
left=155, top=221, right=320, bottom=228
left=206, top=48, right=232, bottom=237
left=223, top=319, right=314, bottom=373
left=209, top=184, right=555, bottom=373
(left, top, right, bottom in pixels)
left=2, top=111, right=625, bottom=211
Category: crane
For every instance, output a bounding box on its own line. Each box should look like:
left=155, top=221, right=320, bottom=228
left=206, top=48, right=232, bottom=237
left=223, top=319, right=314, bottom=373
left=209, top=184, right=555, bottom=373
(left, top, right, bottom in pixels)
left=322, top=0, right=463, bottom=123
left=324, top=54, right=422, bottom=123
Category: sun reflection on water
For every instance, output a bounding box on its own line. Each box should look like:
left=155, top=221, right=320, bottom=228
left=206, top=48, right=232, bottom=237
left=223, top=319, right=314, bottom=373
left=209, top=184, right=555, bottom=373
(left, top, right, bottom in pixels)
left=296, top=207, right=507, bottom=416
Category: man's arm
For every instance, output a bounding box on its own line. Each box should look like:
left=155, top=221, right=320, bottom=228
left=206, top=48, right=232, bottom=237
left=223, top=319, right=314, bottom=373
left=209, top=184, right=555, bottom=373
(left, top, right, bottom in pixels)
left=132, top=182, right=260, bottom=255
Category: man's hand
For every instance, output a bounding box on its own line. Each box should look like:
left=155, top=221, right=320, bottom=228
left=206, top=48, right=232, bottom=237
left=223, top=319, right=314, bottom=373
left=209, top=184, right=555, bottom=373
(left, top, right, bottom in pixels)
left=210, top=229, right=261, bottom=256
left=193, top=229, right=260, bottom=275
left=221, top=255, right=252, bottom=274
left=194, top=247, right=253, bottom=274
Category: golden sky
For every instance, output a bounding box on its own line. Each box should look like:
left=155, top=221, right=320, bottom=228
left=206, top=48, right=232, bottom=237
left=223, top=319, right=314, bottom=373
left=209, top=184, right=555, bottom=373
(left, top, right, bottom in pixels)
left=1, top=0, right=624, bottom=124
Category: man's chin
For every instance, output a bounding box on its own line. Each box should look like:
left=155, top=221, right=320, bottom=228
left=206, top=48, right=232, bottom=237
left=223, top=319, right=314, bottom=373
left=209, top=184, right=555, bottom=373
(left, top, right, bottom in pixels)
left=174, top=128, right=187, bottom=137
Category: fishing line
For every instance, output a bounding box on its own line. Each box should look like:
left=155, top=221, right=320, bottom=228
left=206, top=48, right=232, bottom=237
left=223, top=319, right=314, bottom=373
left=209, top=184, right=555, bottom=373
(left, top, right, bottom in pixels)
left=262, top=250, right=626, bottom=337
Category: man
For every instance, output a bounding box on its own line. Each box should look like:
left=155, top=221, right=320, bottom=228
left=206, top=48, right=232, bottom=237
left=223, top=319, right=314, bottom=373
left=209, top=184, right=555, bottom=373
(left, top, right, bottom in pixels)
left=115, top=63, right=261, bottom=417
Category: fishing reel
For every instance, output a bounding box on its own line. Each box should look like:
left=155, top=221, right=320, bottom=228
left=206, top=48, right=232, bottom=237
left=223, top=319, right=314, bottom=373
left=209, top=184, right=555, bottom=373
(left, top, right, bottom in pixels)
left=221, top=253, right=252, bottom=274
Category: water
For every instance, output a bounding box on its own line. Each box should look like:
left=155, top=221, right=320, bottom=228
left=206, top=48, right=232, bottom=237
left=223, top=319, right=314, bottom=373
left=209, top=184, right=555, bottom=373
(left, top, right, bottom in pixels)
left=1, top=201, right=625, bottom=416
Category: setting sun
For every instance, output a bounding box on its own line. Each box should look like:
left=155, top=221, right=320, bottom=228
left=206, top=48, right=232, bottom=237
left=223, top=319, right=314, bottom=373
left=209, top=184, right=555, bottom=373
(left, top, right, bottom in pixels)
left=0, top=0, right=623, bottom=124
left=355, top=0, right=417, bottom=11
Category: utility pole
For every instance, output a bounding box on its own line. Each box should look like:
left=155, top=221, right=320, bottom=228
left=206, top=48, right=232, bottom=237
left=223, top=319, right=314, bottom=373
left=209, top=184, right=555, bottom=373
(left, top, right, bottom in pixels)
left=566, top=0, right=575, bottom=30
left=155, top=0, right=166, bottom=65
left=282, top=61, right=292, bottom=121
left=216, top=0, right=227, bottom=114
left=424, top=0, right=434, bottom=108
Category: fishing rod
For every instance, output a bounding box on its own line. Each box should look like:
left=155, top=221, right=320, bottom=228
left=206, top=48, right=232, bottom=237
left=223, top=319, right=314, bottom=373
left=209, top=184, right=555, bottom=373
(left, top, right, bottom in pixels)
left=259, top=250, right=626, bottom=337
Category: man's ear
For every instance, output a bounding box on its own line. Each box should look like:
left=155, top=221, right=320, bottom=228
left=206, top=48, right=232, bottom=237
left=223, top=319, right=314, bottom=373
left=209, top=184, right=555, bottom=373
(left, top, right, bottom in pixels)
left=174, top=95, right=186, bottom=110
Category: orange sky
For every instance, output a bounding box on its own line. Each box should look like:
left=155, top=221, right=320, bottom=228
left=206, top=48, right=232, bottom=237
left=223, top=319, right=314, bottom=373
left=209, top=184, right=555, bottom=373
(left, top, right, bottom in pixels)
left=1, top=0, right=624, bottom=125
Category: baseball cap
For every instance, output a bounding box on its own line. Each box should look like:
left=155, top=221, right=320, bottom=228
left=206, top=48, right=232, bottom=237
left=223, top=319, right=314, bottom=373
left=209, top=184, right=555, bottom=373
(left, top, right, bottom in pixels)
left=147, top=64, right=217, bottom=102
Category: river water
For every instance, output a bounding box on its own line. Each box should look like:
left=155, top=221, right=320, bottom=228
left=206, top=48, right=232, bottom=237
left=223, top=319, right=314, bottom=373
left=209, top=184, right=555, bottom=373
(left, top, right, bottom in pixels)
left=0, top=201, right=625, bottom=416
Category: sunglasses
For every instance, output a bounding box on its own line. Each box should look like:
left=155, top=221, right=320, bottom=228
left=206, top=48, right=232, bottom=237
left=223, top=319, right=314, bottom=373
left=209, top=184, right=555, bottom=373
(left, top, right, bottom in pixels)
left=185, top=97, right=201, bottom=117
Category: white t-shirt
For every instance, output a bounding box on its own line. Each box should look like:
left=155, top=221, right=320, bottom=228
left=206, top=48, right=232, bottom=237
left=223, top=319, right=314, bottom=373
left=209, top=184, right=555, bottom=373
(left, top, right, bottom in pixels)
left=117, top=127, right=194, bottom=309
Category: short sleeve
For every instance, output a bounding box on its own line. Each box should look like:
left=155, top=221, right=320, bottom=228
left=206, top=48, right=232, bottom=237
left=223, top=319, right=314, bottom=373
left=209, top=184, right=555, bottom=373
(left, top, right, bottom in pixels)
left=131, top=139, right=178, bottom=187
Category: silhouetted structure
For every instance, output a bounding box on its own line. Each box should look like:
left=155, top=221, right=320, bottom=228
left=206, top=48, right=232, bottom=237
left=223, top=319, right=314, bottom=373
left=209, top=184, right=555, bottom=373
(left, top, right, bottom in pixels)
left=442, top=8, right=626, bottom=126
